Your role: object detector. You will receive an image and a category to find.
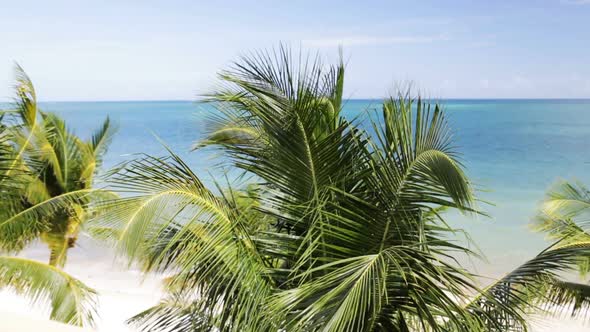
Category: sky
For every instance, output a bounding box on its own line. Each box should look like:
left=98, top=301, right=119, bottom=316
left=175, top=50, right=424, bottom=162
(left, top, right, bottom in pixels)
left=0, top=0, right=589, bottom=101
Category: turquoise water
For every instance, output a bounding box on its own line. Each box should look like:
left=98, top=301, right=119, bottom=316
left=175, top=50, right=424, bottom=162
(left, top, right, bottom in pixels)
left=20, top=100, right=590, bottom=275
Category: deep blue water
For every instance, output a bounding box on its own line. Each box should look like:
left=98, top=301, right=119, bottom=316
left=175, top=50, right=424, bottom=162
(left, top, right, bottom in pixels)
left=8, top=99, right=590, bottom=274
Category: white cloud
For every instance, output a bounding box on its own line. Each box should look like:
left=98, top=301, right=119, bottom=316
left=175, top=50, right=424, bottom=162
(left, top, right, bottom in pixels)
left=302, top=34, right=450, bottom=48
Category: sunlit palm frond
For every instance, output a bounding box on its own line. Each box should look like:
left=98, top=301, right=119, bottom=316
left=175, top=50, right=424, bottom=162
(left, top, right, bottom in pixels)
left=539, top=278, right=590, bottom=320
left=0, top=63, right=40, bottom=185
left=89, top=116, right=116, bottom=161
left=0, top=189, right=112, bottom=253
left=13, top=63, right=37, bottom=128
left=271, top=244, right=484, bottom=332
left=93, top=150, right=277, bottom=330
left=192, top=110, right=263, bottom=151
left=127, top=292, right=214, bottom=332
left=199, top=47, right=370, bottom=272
left=0, top=256, right=97, bottom=327
left=534, top=181, right=590, bottom=243
left=0, top=65, right=112, bottom=327
left=369, top=95, right=475, bottom=213
left=75, top=116, right=117, bottom=186
left=97, top=46, right=495, bottom=332
left=539, top=181, right=590, bottom=222
left=533, top=180, right=590, bottom=276
left=468, top=241, right=590, bottom=331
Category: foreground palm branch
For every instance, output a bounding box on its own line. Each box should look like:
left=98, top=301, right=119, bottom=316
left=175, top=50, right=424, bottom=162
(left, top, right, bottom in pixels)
left=0, top=65, right=112, bottom=326
left=0, top=256, right=97, bottom=325
left=94, top=47, right=590, bottom=331
left=96, top=47, right=482, bottom=331
left=461, top=180, right=590, bottom=331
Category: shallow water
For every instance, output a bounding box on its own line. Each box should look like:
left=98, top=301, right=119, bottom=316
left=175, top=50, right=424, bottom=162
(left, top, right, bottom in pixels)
left=22, top=99, right=590, bottom=275
left=1, top=99, right=589, bottom=330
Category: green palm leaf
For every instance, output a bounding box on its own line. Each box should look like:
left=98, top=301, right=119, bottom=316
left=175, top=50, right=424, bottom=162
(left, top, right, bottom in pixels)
left=0, top=64, right=111, bottom=326
left=468, top=241, right=590, bottom=331
left=533, top=181, right=590, bottom=248
left=0, top=189, right=113, bottom=253
left=0, top=256, right=97, bottom=326
left=541, top=279, right=590, bottom=319
left=92, top=151, right=276, bottom=330
left=96, top=46, right=493, bottom=332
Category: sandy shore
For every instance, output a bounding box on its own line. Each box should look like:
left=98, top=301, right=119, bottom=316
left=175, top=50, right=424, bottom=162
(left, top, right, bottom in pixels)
left=0, top=312, right=91, bottom=332
left=0, top=237, right=587, bottom=331
left=530, top=318, right=587, bottom=332
left=0, top=237, right=163, bottom=331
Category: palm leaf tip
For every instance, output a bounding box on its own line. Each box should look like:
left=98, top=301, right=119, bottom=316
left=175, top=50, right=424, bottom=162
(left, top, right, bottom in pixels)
left=91, top=116, right=117, bottom=157
left=0, top=256, right=98, bottom=327
left=95, top=46, right=525, bottom=331
left=12, top=63, right=37, bottom=127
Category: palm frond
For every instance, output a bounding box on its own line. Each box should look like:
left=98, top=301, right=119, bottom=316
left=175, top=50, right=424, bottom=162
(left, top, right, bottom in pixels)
left=89, top=116, right=116, bottom=160
left=0, top=189, right=111, bottom=252
left=537, top=278, right=590, bottom=320
left=534, top=181, right=590, bottom=243
left=13, top=63, right=37, bottom=127
left=97, top=46, right=550, bottom=332
left=0, top=256, right=97, bottom=326
left=468, top=241, right=590, bottom=331
left=92, top=150, right=277, bottom=330
left=127, top=292, right=213, bottom=332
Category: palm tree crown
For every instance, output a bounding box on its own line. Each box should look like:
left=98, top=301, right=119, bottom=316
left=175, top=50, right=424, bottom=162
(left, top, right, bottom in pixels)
left=95, top=47, right=496, bottom=331
left=0, top=65, right=116, bottom=267
left=0, top=65, right=114, bottom=326
left=92, top=47, right=590, bottom=331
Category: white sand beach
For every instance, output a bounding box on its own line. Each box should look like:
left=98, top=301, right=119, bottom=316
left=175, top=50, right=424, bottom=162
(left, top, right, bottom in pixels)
left=0, top=313, right=91, bottom=332
left=530, top=317, right=588, bottom=332
left=0, top=237, right=587, bottom=331
left=0, top=237, right=163, bottom=331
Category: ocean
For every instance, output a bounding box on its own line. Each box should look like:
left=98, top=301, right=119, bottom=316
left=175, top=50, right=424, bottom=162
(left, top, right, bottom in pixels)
left=30, top=99, right=590, bottom=275
left=1, top=99, right=589, bottom=331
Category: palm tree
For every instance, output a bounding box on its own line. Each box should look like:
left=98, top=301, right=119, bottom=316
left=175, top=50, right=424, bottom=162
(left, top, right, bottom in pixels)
left=93, top=47, right=590, bottom=331
left=93, top=47, right=492, bottom=331
left=0, top=65, right=114, bottom=326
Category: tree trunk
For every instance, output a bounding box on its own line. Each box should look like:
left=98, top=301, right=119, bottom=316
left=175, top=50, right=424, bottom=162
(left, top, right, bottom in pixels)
left=46, top=234, right=68, bottom=268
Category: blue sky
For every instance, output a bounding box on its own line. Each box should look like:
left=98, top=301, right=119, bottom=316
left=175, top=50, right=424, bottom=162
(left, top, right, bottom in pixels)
left=1, top=0, right=589, bottom=101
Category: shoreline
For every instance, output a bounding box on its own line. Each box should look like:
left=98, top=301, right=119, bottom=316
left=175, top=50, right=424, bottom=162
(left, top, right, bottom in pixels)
left=1, top=238, right=587, bottom=331
left=0, top=237, right=163, bottom=331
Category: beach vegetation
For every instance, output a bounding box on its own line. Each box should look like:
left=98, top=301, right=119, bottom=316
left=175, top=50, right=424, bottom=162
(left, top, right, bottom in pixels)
left=93, top=47, right=590, bottom=331
left=0, top=65, right=114, bottom=326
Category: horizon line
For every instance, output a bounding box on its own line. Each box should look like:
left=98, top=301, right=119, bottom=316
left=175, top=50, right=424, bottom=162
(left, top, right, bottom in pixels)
left=1, top=97, right=590, bottom=104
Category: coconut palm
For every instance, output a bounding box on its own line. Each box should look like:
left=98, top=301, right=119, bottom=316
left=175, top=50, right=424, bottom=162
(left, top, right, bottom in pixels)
left=94, top=47, right=484, bottom=331
left=0, top=65, right=116, bottom=267
left=0, top=65, right=113, bottom=326
left=93, top=47, right=590, bottom=331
